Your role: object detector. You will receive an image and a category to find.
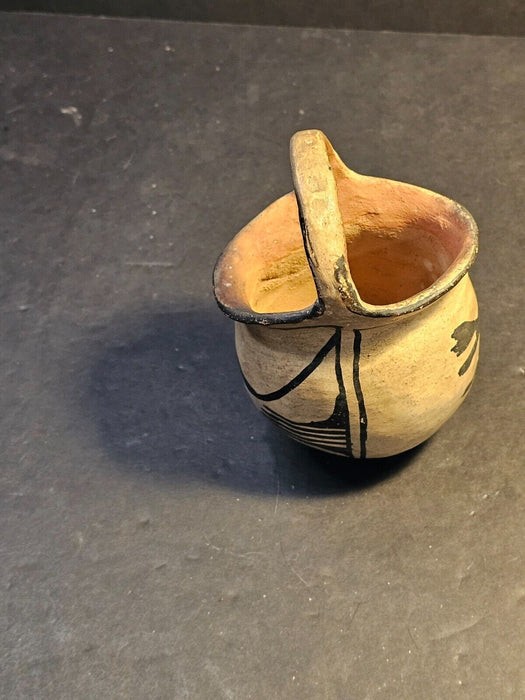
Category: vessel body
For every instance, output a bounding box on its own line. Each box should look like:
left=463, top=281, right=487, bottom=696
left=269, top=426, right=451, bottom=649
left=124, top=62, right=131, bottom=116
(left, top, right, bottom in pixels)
left=235, top=275, right=478, bottom=458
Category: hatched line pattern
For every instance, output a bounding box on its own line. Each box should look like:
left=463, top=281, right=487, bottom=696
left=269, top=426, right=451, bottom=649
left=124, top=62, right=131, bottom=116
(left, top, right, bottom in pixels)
left=262, top=405, right=349, bottom=456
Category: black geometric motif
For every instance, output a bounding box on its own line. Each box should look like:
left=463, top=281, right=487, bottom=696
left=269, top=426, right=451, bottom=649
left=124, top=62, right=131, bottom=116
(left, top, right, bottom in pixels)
left=451, top=319, right=479, bottom=376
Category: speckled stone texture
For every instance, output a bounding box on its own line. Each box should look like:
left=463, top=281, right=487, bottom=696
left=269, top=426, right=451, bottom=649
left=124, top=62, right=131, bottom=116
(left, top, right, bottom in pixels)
left=1, top=13, right=524, bottom=699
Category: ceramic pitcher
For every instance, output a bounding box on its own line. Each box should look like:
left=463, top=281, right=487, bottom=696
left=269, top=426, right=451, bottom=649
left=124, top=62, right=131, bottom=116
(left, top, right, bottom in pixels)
left=214, top=130, right=479, bottom=458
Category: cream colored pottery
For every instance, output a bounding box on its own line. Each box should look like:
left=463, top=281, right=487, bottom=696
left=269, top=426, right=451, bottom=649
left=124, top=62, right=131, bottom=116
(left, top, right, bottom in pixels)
left=214, top=130, right=479, bottom=458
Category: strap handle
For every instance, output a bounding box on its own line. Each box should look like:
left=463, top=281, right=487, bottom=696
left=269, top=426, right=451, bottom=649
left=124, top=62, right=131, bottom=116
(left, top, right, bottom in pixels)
left=290, top=130, right=360, bottom=316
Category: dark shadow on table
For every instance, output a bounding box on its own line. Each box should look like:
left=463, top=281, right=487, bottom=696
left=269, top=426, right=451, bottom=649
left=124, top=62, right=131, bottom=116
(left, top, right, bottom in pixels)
left=85, top=304, right=424, bottom=497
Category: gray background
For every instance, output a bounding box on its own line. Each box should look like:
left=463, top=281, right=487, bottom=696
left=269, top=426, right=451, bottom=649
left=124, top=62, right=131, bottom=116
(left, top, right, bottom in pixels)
left=1, top=0, right=525, bottom=36
left=1, top=10, right=524, bottom=700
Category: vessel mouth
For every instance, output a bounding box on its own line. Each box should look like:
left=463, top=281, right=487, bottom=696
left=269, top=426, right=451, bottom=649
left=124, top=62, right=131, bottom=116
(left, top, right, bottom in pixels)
left=343, top=199, right=478, bottom=316
left=346, top=227, right=457, bottom=306
left=333, top=175, right=478, bottom=311
left=214, top=134, right=478, bottom=325
left=316, top=136, right=479, bottom=317
left=213, top=192, right=321, bottom=325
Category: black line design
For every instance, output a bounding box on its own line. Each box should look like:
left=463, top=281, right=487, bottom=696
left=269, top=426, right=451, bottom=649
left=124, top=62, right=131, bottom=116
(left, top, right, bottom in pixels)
left=259, top=410, right=346, bottom=436
left=262, top=406, right=348, bottom=457
left=242, top=331, right=339, bottom=402
left=451, top=318, right=479, bottom=376
left=458, top=335, right=479, bottom=376
left=462, top=378, right=474, bottom=397
left=352, top=329, right=368, bottom=459
left=335, top=326, right=352, bottom=454
left=242, top=327, right=352, bottom=455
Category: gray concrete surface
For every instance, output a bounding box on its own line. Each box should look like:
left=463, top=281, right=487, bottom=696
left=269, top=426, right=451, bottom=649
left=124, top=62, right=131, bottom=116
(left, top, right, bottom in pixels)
left=1, top=13, right=524, bottom=699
